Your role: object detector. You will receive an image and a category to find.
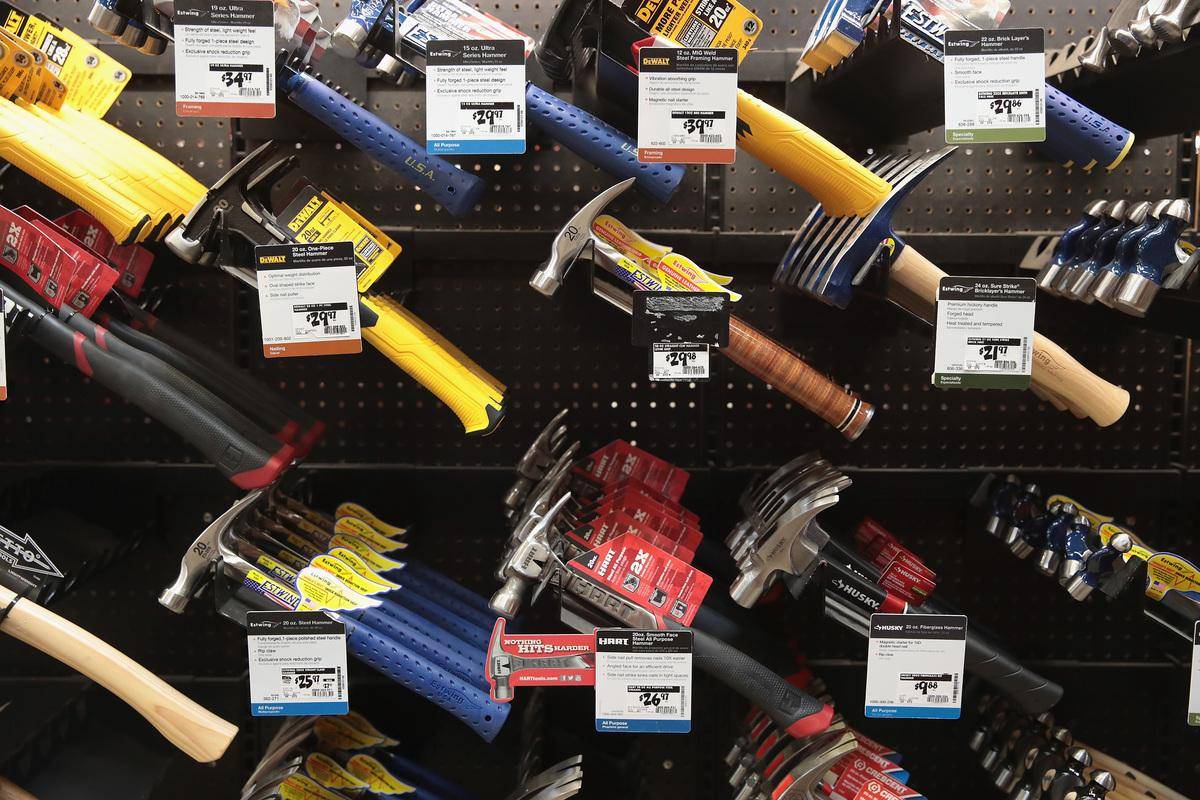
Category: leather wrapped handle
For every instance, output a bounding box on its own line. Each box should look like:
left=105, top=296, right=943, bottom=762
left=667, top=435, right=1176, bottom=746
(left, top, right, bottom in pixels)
left=735, top=90, right=890, bottom=218
left=284, top=71, right=485, bottom=216
left=690, top=627, right=833, bottom=739
left=723, top=314, right=874, bottom=440
left=340, top=615, right=509, bottom=742
left=525, top=83, right=685, bottom=204
left=0, top=585, right=238, bottom=762
left=887, top=247, right=1130, bottom=427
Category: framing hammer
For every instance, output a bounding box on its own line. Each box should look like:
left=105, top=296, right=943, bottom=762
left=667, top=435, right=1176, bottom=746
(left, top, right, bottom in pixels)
left=532, top=179, right=876, bottom=440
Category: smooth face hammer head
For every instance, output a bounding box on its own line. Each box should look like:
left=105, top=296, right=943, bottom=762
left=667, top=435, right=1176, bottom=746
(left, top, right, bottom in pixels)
left=159, top=489, right=266, bottom=613
left=531, top=178, right=636, bottom=296
left=774, top=148, right=958, bottom=309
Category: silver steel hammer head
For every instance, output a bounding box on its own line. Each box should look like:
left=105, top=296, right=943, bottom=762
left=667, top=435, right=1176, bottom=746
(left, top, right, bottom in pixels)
left=531, top=178, right=636, bottom=296
left=159, top=489, right=265, bottom=613
left=504, top=409, right=571, bottom=509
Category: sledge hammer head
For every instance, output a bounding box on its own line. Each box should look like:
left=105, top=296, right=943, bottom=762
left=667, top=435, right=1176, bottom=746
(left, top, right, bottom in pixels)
left=775, top=148, right=957, bottom=309
left=531, top=178, right=636, bottom=296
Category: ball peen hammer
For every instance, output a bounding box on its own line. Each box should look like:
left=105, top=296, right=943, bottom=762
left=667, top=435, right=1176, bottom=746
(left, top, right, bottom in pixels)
left=775, top=147, right=1130, bottom=428
left=531, top=179, right=876, bottom=440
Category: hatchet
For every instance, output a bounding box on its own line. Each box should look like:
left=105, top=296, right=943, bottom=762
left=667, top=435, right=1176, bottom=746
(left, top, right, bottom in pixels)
left=775, top=147, right=1130, bottom=428
left=0, top=553, right=238, bottom=762
left=532, top=179, right=876, bottom=440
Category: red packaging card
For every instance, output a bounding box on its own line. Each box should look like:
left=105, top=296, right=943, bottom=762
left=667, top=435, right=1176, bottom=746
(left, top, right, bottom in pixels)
left=55, top=210, right=153, bottom=298
left=575, top=440, right=690, bottom=500
left=567, top=509, right=696, bottom=562
left=0, top=206, right=77, bottom=308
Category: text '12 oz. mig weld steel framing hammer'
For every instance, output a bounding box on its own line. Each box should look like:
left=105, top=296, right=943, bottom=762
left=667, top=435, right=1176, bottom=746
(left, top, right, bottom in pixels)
left=775, top=147, right=1130, bottom=428
left=535, top=0, right=890, bottom=218
left=532, top=179, right=876, bottom=440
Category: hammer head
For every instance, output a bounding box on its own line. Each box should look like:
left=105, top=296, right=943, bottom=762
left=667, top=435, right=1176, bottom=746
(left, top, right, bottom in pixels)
left=531, top=178, right=636, bottom=296
left=159, top=489, right=265, bottom=613
left=775, top=148, right=957, bottom=309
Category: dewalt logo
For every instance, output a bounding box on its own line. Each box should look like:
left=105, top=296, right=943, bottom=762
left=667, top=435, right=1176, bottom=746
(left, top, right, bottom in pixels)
left=258, top=254, right=288, bottom=264
left=635, top=0, right=664, bottom=23
left=287, top=195, right=324, bottom=232
left=642, top=57, right=670, bottom=66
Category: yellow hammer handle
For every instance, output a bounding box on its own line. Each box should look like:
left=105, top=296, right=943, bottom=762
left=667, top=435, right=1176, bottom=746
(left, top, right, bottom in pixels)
left=360, top=293, right=506, bottom=435
left=0, top=98, right=150, bottom=243
left=0, top=585, right=238, bottom=763
left=735, top=90, right=891, bottom=218
left=889, top=246, right=1129, bottom=427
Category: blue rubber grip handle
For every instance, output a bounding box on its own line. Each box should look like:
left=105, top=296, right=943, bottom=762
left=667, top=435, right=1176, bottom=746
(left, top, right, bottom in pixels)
left=525, top=83, right=684, bottom=204
left=400, top=560, right=499, bottom=625
left=380, top=753, right=479, bottom=800
left=1041, top=85, right=1133, bottom=171
left=344, top=603, right=486, bottom=688
left=376, top=586, right=492, bottom=649
left=340, top=615, right=509, bottom=742
left=284, top=71, right=485, bottom=216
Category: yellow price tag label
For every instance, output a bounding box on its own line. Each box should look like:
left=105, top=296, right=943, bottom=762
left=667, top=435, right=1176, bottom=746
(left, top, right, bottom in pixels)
left=336, top=501, right=409, bottom=538
left=343, top=711, right=401, bottom=747
left=305, top=753, right=371, bottom=790
left=314, top=716, right=386, bottom=751
left=330, top=548, right=402, bottom=589
left=310, top=554, right=394, bottom=597
left=330, top=533, right=407, bottom=572
left=296, top=567, right=380, bottom=611
left=279, top=774, right=347, bottom=800
left=334, top=517, right=407, bottom=554
left=347, top=754, right=416, bottom=795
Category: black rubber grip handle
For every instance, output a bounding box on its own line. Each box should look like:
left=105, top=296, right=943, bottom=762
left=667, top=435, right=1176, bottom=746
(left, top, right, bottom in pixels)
left=110, top=301, right=324, bottom=452
left=62, top=311, right=289, bottom=464
left=4, top=281, right=291, bottom=488
left=689, top=626, right=832, bottom=738
left=963, top=632, right=1062, bottom=714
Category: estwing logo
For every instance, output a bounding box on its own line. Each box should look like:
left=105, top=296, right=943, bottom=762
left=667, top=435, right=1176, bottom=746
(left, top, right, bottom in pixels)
left=0, top=525, right=63, bottom=579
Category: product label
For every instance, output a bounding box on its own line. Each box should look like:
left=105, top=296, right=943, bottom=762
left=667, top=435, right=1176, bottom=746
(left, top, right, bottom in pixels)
left=336, top=501, right=409, bottom=537
left=567, top=532, right=711, bottom=626
left=865, top=613, right=966, bottom=719
left=174, top=0, right=275, bottom=118
left=637, top=46, right=737, bottom=163
left=256, top=242, right=362, bottom=358
left=247, top=611, right=349, bottom=716
left=397, top=0, right=534, bottom=71
left=623, top=0, right=761, bottom=58
left=1144, top=552, right=1200, bottom=603
left=278, top=186, right=397, bottom=284
left=0, top=522, right=61, bottom=581
left=295, top=567, right=380, bottom=612
left=591, top=216, right=741, bottom=300
left=0, top=2, right=130, bottom=116
left=487, top=618, right=596, bottom=701
left=333, top=516, right=407, bottom=554
left=575, top=440, right=690, bottom=500
left=346, top=754, right=415, bottom=795
left=632, top=290, right=726, bottom=383
left=279, top=774, right=346, bottom=800
left=54, top=210, right=153, bottom=298
left=944, top=28, right=1045, bottom=143
left=595, top=628, right=692, bottom=733
left=1190, top=622, right=1199, bottom=725
left=932, top=276, right=1034, bottom=389
left=426, top=39, right=525, bottom=154
left=304, top=753, right=370, bottom=791
left=313, top=716, right=386, bottom=751
left=342, top=710, right=400, bottom=746
left=828, top=753, right=925, bottom=800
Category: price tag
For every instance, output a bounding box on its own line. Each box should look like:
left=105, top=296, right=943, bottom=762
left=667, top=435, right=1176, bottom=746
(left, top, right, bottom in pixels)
left=632, top=291, right=727, bottom=382
left=595, top=629, right=692, bottom=733
left=1190, top=621, right=1200, bottom=725
left=944, top=28, right=1045, bottom=144
left=247, top=611, right=349, bottom=716
left=255, top=242, right=362, bottom=358
left=426, top=39, right=526, bottom=154
left=932, top=276, right=1034, bottom=389
left=650, top=343, right=709, bottom=381
left=174, top=0, right=275, bottom=118
left=622, top=0, right=762, bottom=59
left=865, top=613, right=966, bottom=719
left=637, top=47, right=737, bottom=163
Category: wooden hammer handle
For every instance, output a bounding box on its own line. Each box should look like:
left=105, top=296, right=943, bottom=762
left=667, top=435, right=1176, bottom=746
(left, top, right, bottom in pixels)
left=724, top=314, right=874, bottom=440
left=0, top=776, right=36, bottom=800
left=0, top=586, right=238, bottom=763
left=889, top=247, right=1129, bottom=427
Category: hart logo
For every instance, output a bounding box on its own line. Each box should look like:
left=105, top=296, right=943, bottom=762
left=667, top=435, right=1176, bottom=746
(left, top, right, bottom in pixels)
left=0, top=525, right=62, bottom=579
left=597, top=636, right=627, bottom=646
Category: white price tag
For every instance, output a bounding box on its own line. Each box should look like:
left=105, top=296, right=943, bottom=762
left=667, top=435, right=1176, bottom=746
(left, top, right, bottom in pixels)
left=256, top=242, right=362, bottom=358
left=865, top=614, right=966, bottom=719
left=1190, top=622, right=1200, bottom=725
left=650, top=343, right=709, bottom=381
left=933, top=276, right=1034, bottom=389
left=247, top=611, right=349, bottom=716
left=426, top=39, right=526, bottom=154
left=174, top=0, right=275, bottom=118
left=595, top=629, right=692, bottom=733
left=637, top=47, right=737, bottom=164
left=944, top=28, right=1044, bottom=143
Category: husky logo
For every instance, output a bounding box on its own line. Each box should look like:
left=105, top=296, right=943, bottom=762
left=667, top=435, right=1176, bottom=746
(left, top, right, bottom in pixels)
left=829, top=576, right=881, bottom=610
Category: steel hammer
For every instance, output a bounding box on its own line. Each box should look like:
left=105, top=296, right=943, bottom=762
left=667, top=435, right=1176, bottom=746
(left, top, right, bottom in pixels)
left=531, top=179, right=876, bottom=440
left=775, top=147, right=1130, bottom=428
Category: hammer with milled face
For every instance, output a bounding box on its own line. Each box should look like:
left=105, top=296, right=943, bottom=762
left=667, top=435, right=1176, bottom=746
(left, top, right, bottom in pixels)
left=531, top=179, right=876, bottom=440
left=774, top=147, right=1130, bottom=429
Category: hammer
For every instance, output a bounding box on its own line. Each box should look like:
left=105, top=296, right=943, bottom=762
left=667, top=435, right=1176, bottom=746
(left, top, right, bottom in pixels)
left=531, top=179, right=876, bottom=441
left=775, top=147, right=1130, bottom=428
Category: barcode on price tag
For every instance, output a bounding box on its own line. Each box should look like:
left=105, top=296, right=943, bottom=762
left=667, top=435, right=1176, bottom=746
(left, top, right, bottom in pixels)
left=638, top=47, right=737, bottom=163
left=944, top=28, right=1045, bottom=143
left=248, top=611, right=350, bottom=716
left=426, top=39, right=526, bottom=154
left=256, top=242, right=363, bottom=358
left=650, top=343, right=710, bottom=381
left=174, top=0, right=275, bottom=118
left=933, top=276, right=1034, bottom=389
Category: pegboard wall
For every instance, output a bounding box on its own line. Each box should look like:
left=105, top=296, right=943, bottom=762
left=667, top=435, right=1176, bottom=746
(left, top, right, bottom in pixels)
left=0, top=1, right=1198, bottom=799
